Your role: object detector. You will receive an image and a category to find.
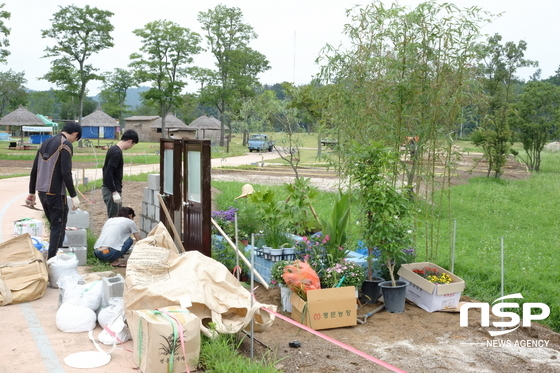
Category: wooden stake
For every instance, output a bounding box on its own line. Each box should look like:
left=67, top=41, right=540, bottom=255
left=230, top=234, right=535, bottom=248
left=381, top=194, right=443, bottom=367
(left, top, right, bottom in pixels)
left=157, top=194, right=185, bottom=253
left=211, top=218, right=269, bottom=289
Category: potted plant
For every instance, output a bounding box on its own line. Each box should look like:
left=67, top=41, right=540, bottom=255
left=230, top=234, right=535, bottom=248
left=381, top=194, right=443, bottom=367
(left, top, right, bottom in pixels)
left=322, top=259, right=366, bottom=293
left=270, top=259, right=293, bottom=312
left=348, top=143, right=415, bottom=313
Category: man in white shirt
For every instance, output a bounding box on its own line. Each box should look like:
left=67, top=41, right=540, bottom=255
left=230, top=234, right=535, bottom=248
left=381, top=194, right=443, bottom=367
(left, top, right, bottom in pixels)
left=94, top=206, right=141, bottom=267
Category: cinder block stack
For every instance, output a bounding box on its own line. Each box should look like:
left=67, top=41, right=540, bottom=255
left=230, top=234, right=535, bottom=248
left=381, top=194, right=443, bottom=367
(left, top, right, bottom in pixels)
left=64, top=197, right=90, bottom=265
left=140, top=174, right=161, bottom=238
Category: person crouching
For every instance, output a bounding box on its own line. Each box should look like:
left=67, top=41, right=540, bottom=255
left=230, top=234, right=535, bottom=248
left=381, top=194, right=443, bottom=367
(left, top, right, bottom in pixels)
left=94, top=206, right=141, bottom=267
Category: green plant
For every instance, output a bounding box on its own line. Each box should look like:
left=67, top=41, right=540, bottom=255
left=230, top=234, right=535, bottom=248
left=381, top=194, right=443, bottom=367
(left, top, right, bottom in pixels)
left=270, top=259, right=292, bottom=288
left=295, top=233, right=347, bottom=279
left=320, top=191, right=350, bottom=255
left=348, top=143, right=415, bottom=285
left=198, top=329, right=281, bottom=372
left=322, top=259, right=366, bottom=289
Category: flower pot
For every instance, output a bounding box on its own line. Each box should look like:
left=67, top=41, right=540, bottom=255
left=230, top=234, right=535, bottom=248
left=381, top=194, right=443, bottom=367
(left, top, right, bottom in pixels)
left=379, top=280, right=409, bottom=313
left=262, top=246, right=271, bottom=260
left=279, top=284, right=293, bottom=312
left=270, top=248, right=284, bottom=262
left=282, top=247, right=295, bottom=261
left=361, top=276, right=384, bottom=304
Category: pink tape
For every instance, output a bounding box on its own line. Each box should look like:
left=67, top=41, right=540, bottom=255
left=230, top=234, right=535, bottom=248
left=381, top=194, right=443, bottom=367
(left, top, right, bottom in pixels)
left=262, top=307, right=408, bottom=373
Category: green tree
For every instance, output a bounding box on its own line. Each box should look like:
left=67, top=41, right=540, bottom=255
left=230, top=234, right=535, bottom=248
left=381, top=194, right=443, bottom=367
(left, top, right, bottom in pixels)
left=129, top=20, right=202, bottom=137
left=41, top=4, right=114, bottom=123
left=99, top=68, right=136, bottom=123
left=316, top=1, right=494, bottom=261
left=509, top=81, right=560, bottom=172
left=0, top=3, right=10, bottom=63
left=197, top=5, right=270, bottom=147
left=28, top=91, right=56, bottom=118
left=472, top=34, right=537, bottom=178
left=0, top=69, right=27, bottom=117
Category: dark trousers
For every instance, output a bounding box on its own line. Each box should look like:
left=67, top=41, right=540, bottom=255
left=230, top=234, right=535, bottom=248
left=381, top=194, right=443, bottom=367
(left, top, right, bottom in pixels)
left=38, top=192, right=69, bottom=260
left=102, top=186, right=121, bottom=218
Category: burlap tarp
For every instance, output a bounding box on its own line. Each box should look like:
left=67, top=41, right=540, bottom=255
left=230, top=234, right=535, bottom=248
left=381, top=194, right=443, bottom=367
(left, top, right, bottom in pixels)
left=0, top=233, right=48, bottom=306
left=123, top=222, right=276, bottom=335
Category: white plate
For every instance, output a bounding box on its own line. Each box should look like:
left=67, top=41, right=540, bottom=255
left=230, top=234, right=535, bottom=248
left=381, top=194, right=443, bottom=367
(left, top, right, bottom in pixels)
left=64, top=351, right=111, bottom=369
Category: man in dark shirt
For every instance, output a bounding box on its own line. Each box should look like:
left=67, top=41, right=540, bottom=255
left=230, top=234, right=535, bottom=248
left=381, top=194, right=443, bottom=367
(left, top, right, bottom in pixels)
left=101, top=129, right=139, bottom=218
left=26, top=122, right=82, bottom=260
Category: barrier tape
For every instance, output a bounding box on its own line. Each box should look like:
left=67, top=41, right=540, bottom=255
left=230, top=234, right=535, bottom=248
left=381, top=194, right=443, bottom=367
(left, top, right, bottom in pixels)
left=261, top=307, right=408, bottom=373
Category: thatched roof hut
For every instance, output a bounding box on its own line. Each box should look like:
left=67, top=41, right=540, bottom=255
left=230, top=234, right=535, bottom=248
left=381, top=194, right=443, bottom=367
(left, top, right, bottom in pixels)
left=186, top=115, right=227, bottom=141
left=81, top=107, right=119, bottom=139
left=0, top=105, right=44, bottom=127
left=150, top=113, right=189, bottom=129
left=0, top=105, right=46, bottom=144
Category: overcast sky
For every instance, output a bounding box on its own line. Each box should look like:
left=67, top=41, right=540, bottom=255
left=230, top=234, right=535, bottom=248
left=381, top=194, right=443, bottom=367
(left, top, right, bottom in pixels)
left=2, top=0, right=557, bottom=96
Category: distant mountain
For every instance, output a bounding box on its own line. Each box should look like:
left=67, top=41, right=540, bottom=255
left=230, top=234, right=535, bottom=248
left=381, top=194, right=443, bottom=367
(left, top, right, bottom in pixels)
left=89, top=86, right=150, bottom=109
left=124, top=86, right=150, bottom=108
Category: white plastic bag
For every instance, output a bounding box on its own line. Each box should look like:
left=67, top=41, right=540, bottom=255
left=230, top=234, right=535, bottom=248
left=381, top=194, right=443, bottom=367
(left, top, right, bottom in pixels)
left=98, top=297, right=124, bottom=329
left=98, top=297, right=130, bottom=345
left=56, top=298, right=97, bottom=333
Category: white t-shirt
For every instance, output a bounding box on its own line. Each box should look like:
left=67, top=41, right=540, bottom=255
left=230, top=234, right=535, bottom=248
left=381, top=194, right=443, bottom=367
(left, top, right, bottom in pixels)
left=94, top=217, right=139, bottom=251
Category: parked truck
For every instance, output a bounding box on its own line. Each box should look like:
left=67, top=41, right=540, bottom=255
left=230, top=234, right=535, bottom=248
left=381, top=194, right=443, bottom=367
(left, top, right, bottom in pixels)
left=247, top=134, right=274, bottom=152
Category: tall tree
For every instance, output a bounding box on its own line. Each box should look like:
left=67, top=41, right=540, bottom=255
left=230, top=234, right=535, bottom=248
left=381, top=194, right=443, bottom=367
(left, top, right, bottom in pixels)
left=41, top=4, right=114, bottom=123
left=129, top=20, right=202, bottom=137
left=0, top=69, right=27, bottom=117
left=99, top=68, right=137, bottom=123
left=472, top=34, right=537, bottom=178
left=509, top=81, right=560, bottom=172
left=28, top=91, right=56, bottom=118
left=0, top=3, right=10, bottom=63
left=316, top=1, right=494, bottom=261
left=198, top=5, right=270, bottom=146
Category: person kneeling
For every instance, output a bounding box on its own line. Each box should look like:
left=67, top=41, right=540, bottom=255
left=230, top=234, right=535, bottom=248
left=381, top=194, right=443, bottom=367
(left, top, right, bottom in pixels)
left=94, top=207, right=141, bottom=267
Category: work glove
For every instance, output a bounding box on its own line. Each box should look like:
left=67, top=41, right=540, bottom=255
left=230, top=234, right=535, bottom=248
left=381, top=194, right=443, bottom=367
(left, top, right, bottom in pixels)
left=112, top=192, right=122, bottom=204
left=71, top=196, right=80, bottom=210
left=25, top=194, right=36, bottom=206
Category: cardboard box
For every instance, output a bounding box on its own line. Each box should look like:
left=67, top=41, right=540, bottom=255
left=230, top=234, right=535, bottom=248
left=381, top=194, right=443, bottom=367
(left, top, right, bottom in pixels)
left=14, top=219, right=44, bottom=237
left=290, top=286, right=357, bottom=330
left=398, top=262, right=465, bottom=312
left=129, top=306, right=201, bottom=373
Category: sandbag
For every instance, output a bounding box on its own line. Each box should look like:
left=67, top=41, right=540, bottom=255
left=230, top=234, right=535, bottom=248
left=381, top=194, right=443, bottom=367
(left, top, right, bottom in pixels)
left=98, top=303, right=131, bottom=345
left=56, top=298, right=97, bottom=333
left=98, top=297, right=125, bottom=329
left=47, top=253, right=79, bottom=288
left=0, top=233, right=48, bottom=306
left=123, top=222, right=276, bottom=335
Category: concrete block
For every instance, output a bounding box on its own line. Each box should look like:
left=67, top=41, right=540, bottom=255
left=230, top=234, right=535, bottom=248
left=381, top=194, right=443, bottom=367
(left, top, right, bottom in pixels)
left=102, top=274, right=125, bottom=306
left=59, top=246, right=87, bottom=266
left=143, top=187, right=153, bottom=204
left=153, top=191, right=160, bottom=207
left=142, top=202, right=148, bottom=217
left=66, top=210, right=90, bottom=229
left=147, top=204, right=155, bottom=220
left=147, top=174, right=160, bottom=190
left=64, top=228, right=87, bottom=247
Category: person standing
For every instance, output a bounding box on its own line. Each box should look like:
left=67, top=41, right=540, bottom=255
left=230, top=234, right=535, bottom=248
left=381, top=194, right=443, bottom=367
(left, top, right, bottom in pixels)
left=101, top=129, right=139, bottom=218
left=94, top=206, right=141, bottom=267
left=26, top=122, right=82, bottom=260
